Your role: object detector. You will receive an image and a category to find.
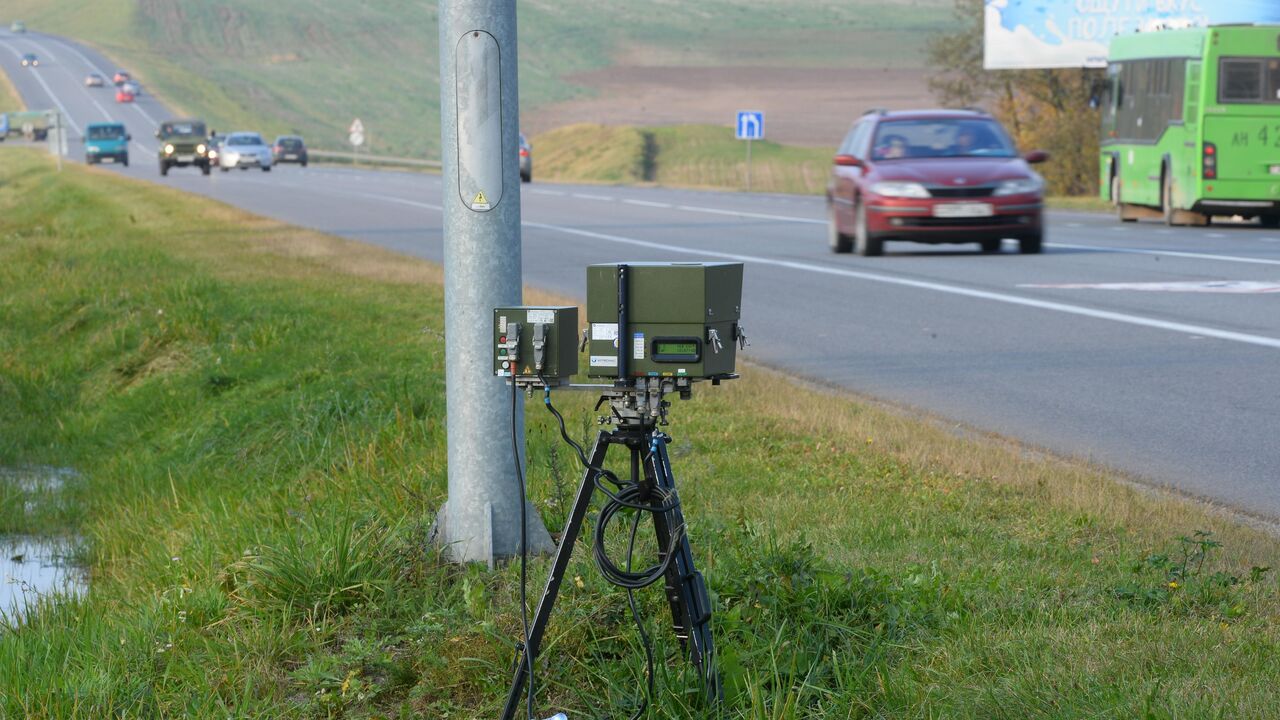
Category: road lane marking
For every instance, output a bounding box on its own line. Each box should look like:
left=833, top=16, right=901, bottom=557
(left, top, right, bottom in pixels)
left=673, top=204, right=825, bottom=224
left=572, top=193, right=615, bottom=201
left=1020, top=280, right=1280, bottom=294
left=1046, top=242, right=1280, bottom=267
left=623, top=199, right=673, bottom=209
left=530, top=189, right=565, bottom=196
left=523, top=221, right=1280, bottom=351
left=0, top=43, right=82, bottom=135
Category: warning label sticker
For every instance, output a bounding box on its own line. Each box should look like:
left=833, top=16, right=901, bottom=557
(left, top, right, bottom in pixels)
left=471, top=191, right=491, bottom=211
left=633, top=332, right=645, bottom=360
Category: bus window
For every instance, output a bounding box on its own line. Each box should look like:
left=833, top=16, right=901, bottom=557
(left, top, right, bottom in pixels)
left=1269, top=59, right=1280, bottom=102
left=1220, top=59, right=1267, bottom=103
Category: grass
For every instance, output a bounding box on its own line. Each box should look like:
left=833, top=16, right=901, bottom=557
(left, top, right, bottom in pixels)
left=534, top=123, right=835, bottom=195
left=3, top=0, right=948, bottom=158
left=0, top=64, right=23, bottom=113
left=2, top=148, right=1280, bottom=717
left=1048, top=195, right=1113, bottom=213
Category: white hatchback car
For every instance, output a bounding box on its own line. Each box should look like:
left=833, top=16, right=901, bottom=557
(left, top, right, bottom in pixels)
left=218, top=132, right=273, bottom=172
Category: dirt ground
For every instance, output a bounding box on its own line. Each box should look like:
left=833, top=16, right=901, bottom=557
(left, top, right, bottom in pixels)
left=523, top=65, right=936, bottom=147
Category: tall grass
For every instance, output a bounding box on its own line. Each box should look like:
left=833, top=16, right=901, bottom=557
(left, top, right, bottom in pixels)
left=1, top=150, right=1279, bottom=717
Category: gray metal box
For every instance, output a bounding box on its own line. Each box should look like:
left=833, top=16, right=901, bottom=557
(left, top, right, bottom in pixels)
left=493, top=306, right=579, bottom=385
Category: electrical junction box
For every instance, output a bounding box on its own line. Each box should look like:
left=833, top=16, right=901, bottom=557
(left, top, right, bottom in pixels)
left=493, top=306, right=579, bottom=386
left=586, top=262, right=743, bottom=380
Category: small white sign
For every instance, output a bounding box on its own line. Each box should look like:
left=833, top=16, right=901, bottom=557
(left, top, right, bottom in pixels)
left=632, top=332, right=645, bottom=360
left=592, top=323, right=618, bottom=341
left=499, top=316, right=508, bottom=334
left=527, top=309, right=555, bottom=325
left=590, top=355, right=618, bottom=367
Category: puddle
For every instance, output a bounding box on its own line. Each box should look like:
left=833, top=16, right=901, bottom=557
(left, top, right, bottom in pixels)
left=1, top=536, right=84, bottom=623
left=0, top=467, right=85, bottom=624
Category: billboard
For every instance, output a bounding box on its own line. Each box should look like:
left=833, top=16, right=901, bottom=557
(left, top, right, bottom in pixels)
left=984, top=0, right=1280, bottom=70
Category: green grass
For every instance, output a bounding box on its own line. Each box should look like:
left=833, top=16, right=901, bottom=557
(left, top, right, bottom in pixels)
left=1048, top=195, right=1113, bottom=213
left=4, top=0, right=948, bottom=158
left=3, top=149, right=1280, bottom=717
left=534, top=123, right=835, bottom=195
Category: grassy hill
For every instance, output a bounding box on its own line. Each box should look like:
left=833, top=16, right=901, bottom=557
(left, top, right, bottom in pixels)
left=3, top=0, right=949, bottom=158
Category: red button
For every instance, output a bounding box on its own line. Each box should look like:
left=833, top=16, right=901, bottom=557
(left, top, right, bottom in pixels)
left=499, top=335, right=507, bottom=343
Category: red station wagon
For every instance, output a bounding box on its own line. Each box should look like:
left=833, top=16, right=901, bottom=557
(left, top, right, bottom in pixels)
left=827, top=109, right=1049, bottom=256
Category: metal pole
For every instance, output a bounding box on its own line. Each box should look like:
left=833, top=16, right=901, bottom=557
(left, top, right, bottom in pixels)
left=745, top=138, right=751, bottom=192
left=435, top=0, right=552, bottom=564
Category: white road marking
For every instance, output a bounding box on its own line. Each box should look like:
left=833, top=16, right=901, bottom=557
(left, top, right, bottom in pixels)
left=1208, top=233, right=1227, bottom=239
left=622, top=199, right=673, bottom=209
left=530, top=188, right=565, bottom=196
left=1046, top=242, right=1280, bottom=268
left=572, top=193, right=614, bottom=201
left=1066, top=222, right=1083, bottom=228
left=1020, top=280, right=1280, bottom=294
left=0, top=43, right=82, bottom=135
left=523, top=221, right=1280, bottom=351
left=673, top=204, right=826, bottom=225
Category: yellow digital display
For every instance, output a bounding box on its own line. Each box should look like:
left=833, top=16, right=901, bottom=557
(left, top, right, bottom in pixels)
left=655, top=341, right=698, bottom=356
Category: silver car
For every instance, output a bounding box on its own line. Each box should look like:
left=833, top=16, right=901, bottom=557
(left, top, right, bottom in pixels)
left=218, top=132, right=273, bottom=172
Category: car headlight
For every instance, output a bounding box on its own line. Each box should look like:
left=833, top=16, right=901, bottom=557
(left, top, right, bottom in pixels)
left=87, top=145, right=100, bottom=153
left=196, top=144, right=206, bottom=154
left=164, top=144, right=175, bottom=154
left=993, top=177, right=1043, bottom=196
left=870, top=181, right=931, bottom=199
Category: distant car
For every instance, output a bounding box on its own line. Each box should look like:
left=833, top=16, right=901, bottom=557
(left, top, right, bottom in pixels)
left=271, top=135, right=308, bottom=166
left=84, top=73, right=105, bottom=87
left=156, top=118, right=211, bottom=176
left=85, top=122, right=130, bottom=166
left=115, top=87, right=134, bottom=103
left=11, top=21, right=25, bottom=34
left=218, top=132, right=273, bottom=172
left=20, top=53, right=38, bottom=68
left=121, top=81, right=141, bottom=96
left=519, top=132, right=532, bottom=183
left=112, top=71, right=130, bottom=86
left=827, top=108, right=1048, bottom=256
left=206, top=134, right=225, bottom=165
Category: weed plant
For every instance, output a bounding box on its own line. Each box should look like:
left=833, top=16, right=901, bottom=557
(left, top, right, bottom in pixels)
left=1, top=151, right=1279, bottom=717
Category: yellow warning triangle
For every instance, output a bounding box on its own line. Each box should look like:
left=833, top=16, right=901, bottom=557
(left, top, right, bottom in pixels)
left=473, top=191, right=488, bottom=205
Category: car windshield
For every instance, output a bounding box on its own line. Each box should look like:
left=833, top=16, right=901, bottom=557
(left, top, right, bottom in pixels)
left=161, top=122, right=206, bottom=137
left=278, top=138, right=302, bottom=148
left=228, top=135, right=264, bottom=146
left=88, top=126, right=124, bottom=140
left=871, top=119, right=1016, bottom=160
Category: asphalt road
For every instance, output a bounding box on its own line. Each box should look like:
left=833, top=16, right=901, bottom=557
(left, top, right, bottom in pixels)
left=5, top=30, right=1280, bottom=517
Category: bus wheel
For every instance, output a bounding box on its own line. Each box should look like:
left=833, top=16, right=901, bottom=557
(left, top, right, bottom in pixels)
left=1112, top=175, right=1136, bottom=223
left=1261, top=215, right=1280, bottom=229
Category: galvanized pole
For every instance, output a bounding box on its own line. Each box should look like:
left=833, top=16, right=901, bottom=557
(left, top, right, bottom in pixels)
left=434, top=0, right=553, bottom=564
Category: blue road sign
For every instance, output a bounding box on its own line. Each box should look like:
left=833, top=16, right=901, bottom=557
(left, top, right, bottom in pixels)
left=736, top=111, right=764, bottom=140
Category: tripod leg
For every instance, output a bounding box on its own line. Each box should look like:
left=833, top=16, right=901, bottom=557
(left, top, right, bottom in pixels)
left=501, top=430, right=610, bottom=720
left=648, top=434, right=721, bottom=702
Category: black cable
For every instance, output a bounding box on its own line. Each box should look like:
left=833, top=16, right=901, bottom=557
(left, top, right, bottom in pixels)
left=541, top=382, right=682, bottom=719
left=511, top=379, right=534, bottom=720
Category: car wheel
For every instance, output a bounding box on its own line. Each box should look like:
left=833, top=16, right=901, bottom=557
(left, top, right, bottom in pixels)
left=201, top=162, right=210, bottom=176
left=1260, top=215, right=1280, bottom=229
left=853, top=199, right=883, bottom=257
left=160, top=161, right=169, bottom=177
left=262, top=166, right=271, bottom=172
left=301, top=160, right=308, bottom=168
left=220, top=165, right=229, bottom=172
left=520, top=170, right=531, bottom=183
left=1019, top=230, right=1043, bottom=254
left=122, top=156, right=129, bottom=167
left=85, top=156, right=95, bottom=165
left=828, top=202, right=852, bottom=254
left=980, top=238, right=1002, bottom=254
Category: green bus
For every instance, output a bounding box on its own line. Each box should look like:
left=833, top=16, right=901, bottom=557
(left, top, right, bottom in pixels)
left=1100, top=25, right=1280, bottom=227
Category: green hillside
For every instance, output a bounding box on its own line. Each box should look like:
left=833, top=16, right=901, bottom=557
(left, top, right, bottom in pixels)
left=3, top=0, right=948, bottom=157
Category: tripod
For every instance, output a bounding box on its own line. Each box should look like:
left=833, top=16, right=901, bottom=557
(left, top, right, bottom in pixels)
left=500, top=412, right=720, bottom=720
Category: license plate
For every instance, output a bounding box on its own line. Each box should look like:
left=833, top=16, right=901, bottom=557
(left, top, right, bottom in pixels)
left=1270, top=165, right=1280, bottom=175
left=284, top=154, right=297, bottom=160
left=176, top=154, right=194, bottom=162
left=933, top=202, right=994, bottom=218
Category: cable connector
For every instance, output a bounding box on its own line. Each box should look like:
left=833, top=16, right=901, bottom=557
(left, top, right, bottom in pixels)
left=506, top=322, right=522, bottom=364
left=532, top=322, right=547, bottom=371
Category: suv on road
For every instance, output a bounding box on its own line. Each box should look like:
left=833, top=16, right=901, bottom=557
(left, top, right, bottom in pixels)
left=827, top=109, right=1048, bottom=256
left=156, top=119, right=211, bottom=176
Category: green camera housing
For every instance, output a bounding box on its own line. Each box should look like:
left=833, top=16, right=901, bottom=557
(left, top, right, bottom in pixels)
left=493, top=306, right=579, bottom=386
left=586, top=262, right=743, bottom=380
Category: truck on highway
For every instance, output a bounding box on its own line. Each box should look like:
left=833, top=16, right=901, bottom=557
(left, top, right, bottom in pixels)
left=1100, top=25, right=1280, bottom=227
left=1, top=111, right=50, bottom=141
left=84, top=122, right=130, bottom=166
left=155, top=119, right=211, bottom=176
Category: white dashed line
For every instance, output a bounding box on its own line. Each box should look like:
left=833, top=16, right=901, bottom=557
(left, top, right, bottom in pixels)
left=623, top=199, right=673, bottom=209
left=572, top=193, right=615, bottom=201
left=1047, top=242, right=1280, bottom=267
left=524, top=221, right=1280, bottom=351
left=673, top=204, right=825, bottom=225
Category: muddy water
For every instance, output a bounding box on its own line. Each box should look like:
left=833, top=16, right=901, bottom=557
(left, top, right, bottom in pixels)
left=0, top=468, right=85, bottom=624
